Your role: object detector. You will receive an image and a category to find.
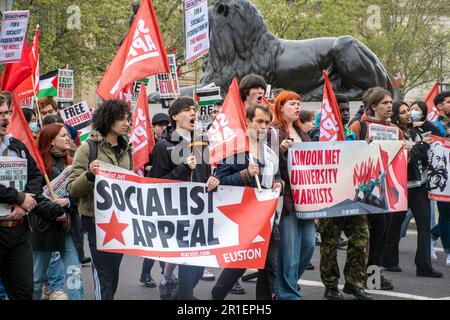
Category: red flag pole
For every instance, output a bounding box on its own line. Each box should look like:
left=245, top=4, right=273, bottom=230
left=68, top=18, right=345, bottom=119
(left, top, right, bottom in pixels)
left=11, top=93, right=57, bottom=200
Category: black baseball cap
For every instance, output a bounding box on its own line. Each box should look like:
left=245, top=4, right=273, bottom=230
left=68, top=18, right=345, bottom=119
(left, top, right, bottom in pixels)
left=152, top=113, right=170, bottom=125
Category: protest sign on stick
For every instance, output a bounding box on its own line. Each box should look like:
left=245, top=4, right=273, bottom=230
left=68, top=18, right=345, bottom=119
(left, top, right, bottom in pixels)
left=184, top=0, right=209, bottom=63
left=59, top=101, right=92, bottom=142
left=0, top=11, right=29, bottom=63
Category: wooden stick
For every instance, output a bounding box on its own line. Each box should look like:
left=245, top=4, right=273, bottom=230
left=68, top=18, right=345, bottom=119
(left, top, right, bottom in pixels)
left=168, top=72, right=178, bottom=100
left=43, top=173, right=57, bottom=201
left=190, top=61, right=200, bottom=182
left=249, top=153, right=262, bottom=192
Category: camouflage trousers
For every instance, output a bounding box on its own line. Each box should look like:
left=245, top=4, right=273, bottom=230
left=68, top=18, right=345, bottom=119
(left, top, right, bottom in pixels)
left=317, top=215, right=370, bottom=288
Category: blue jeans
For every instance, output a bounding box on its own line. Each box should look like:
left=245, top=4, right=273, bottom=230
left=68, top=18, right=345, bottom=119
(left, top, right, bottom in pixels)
left=0, top=279, right=7, bottom=300
left=33, top=234, right=84, bottom=300
left=275, top=212, right=315, bottom=300
left=46, top=252, right=65, bottom=293
left=431, top=202, right=450, bottom=253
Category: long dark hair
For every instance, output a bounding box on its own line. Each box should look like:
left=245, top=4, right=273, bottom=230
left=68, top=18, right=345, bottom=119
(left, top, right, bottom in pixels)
left=391, top=101, right=414, bottom=139
left=38, top=123, right=72, bottom=176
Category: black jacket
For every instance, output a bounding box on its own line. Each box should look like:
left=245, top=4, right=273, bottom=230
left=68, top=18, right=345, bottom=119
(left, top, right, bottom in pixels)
left=150, top=130, right=212, bottom=183
left=0, top=137, right=42, bottom=206
left=29, top=157, right=83, bottom=257
left=406, top=127, right=430, bottom=183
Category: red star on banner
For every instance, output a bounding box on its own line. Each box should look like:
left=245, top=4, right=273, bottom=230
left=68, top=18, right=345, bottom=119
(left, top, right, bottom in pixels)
left=217, top=188, right=278, bottom=246
left=97, top=211, right=129, bottom=246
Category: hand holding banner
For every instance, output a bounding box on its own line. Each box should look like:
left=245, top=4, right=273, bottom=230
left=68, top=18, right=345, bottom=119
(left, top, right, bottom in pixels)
left=94, top=167, right=280, bottom=268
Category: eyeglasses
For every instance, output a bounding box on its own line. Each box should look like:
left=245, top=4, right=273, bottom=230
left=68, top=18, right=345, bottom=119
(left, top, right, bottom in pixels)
left=0, top=110, right=11, bottom=118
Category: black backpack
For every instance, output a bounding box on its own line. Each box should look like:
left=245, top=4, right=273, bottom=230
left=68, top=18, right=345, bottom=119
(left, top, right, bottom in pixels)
left=357, top=120, right=367, bottom=140
left=86, top=139, right=132, bottom=168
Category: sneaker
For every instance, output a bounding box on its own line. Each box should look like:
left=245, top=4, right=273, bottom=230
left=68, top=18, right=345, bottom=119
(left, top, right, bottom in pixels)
left=140, top=273, right=156, bottom=288
left=41, top=285, right=50, bottom=300
left=446, top=254, right=450, bottom=266
left=49, top=290, right=68, bottom=300
left=201, top=269, right=216, bottom=281
left=380, top=276, right=394, bottom=290
left=431, top=240, right=437, bottom=260
left=241, top=269, right=258, bottom=282
left=229, top=281, right=245, bottom=295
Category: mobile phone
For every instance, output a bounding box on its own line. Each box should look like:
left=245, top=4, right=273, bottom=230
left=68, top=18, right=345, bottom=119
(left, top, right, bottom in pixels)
left=421, top=131, right=431, bottom=138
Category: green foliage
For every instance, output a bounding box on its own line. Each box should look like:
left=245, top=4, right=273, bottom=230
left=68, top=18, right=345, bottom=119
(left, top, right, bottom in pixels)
left=11, top=0, right=449, bottom=97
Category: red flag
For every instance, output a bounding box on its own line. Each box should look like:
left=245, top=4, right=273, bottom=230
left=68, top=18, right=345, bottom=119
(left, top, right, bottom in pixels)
left=8, top=92, right=46, bottom=174
left=319, top=70, right=345, bottom=142
left=119, top=82, right=133, bottom=106
left=261, top=97, right=275, bottom=114
left=97, top=0, right=169, bottom=100
left=379, top=147, right=408, bottom=211
left=15, top=25, right=40, bottom=100
left=207, top=78, right=249, bottom=166
left=425, top=82, right=440, bottom=122
left=130, top=84, right=155, bottom=173
left=0, top=40, right=32, bottom=92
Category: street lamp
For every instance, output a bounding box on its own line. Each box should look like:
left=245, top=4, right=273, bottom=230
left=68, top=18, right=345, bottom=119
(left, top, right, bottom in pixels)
left=0, top=0, right=15, bottom=16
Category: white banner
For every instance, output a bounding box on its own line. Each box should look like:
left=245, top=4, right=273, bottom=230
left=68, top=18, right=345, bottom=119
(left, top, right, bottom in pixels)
left=94, top=166, right=280, bottom=268
left=195, top=86, right=221, bottom=135
left=57, top=69, right=74, bottom=102
left=0, top=10, right=29, bottom=63
left=0, top=157, right=27, bottom=217
left=288, top=141, right=408, bottom=219
left=184, top=0, right=209, bottom=63
left=157, top=54, right=180, bottom=100
left=59, top=101, right=92, bottom=141
left=368, top=123, right=399, bottom=141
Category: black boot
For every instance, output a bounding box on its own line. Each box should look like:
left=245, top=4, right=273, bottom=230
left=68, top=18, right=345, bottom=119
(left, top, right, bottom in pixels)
left=343, top=283, right=373, bottom=300
left=324, top=287, right=344, bottom=300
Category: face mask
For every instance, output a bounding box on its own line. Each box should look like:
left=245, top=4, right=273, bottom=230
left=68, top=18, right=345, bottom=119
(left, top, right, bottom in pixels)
left=29, top=122, right=40, bottom=134
left=411, top=110, right=423, bottom=122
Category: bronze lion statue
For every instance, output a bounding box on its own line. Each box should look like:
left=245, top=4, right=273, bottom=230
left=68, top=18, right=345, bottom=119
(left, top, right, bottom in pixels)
left=200, top=0, right=393, bottom=101
left=146, top=0, right=393, bottom=102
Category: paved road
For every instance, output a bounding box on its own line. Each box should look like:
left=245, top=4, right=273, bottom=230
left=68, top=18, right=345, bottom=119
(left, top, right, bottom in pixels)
left=81, top=228, right=450, bottom=301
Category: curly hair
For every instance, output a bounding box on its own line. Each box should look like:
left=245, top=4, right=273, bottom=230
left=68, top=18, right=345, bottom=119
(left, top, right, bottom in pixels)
left=92, top=99, right=131, bottom=136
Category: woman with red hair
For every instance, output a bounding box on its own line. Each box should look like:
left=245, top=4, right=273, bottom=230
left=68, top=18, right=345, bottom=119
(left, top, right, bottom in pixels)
left=271, top=91, right=316, bottom=300
left=31, top=123, right=84, bottom=300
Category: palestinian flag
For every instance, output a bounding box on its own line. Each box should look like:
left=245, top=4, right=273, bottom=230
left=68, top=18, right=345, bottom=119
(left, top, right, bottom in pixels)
left=38, top=69, right=58, bottom=99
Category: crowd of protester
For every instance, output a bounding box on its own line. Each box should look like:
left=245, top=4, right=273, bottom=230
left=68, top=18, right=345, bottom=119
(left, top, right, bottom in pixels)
left=0, top=75, right=449, bottom=300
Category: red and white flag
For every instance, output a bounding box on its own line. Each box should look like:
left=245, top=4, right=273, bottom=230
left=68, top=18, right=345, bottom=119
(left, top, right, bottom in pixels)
left=97, top=0, right=169, bottom=100
left=130, top=84, right=155, bottom=174
left=8, top=92, right=46, bottom=175
left=207, top=78, right=248, bottom=166
left=15, top=25, right=40, bottom=100
left=319, top=70, right=345, bottom=142
left=425, top=82, right=440, bottom=122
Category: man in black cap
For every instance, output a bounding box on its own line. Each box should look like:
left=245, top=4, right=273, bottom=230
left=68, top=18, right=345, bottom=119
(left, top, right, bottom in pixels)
left=152, top=113, right=171, bottom=142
